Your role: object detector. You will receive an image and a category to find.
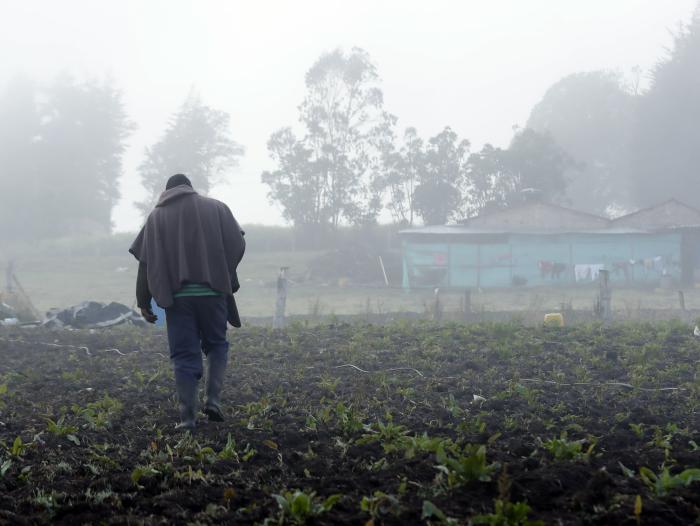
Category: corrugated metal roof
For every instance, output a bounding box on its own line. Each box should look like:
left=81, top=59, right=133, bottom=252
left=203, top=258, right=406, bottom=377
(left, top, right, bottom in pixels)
left=400, top=200, right=700, bottom=237
left=612, top=199, right=700, bottom=228
left=399, top=225, right=653, bottom=236
left=461, top=201, right=610, bottom=228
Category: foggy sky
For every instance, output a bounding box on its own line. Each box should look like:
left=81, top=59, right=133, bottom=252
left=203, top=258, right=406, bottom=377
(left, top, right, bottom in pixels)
left=1, top=0, right=696, bottom=231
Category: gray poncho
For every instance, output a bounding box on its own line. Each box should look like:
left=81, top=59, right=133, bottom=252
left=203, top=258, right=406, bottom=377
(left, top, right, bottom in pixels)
left=129, top=185, right=245, bottom=326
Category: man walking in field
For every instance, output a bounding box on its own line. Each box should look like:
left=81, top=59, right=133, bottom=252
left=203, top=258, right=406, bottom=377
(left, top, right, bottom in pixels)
left=129, top=174, right=245, bottom=430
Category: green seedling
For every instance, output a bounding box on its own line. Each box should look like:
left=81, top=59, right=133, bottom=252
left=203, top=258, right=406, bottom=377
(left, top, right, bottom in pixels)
left=403, top=433, right=458, bottom=459
left=216, top=433, right=256, bottom=462
left=84, top=487, right=117, bottom=506
left=441, top=394, right=465, bottom=418
left=218, top=433, right=240, bottom=461
left=0, top=383, right=8, bottom=410
left=318, top=374, right=340, bottom=394
left=0, top=458, right=12, bottom=478
left=639, top=466, right=700, bottom=496
left=360, top=491, right=400, bottom=522
left=89, top=443, right=119, bottom=469
left=436, top=444, right=500, bottom=488
left=174, top=464, right=210, bottom=484
left=8, top=436, right=28, bottom=458
left=629, top=423, right=645, bottom=439
left=634, top=495, right=642, bottom=525
left=33, top=489, right=62, bottom=515
left=457, top=414, right=488, bottom=436
left=45, top=416, right=79, bottom=444
left=512, top=384, right=540, bottom=406
left=540, top=432, right=595, bottom=462
left=130, top=368, right=163, bottom=390
left=648, top=427, right=674, bottom=462
left=55, top=461, right=72, bottom=474
left=241, top=399, right=273, bottom=429
left=61, top=370, right=87, bottom=383
left=618, top=461, right=635, bottom=478
left=312, top=404, right=333, bottom=427
left=367, top=457, right=389, bottom=471
left=421, top=500, right=460, bottom=525
left=173, top=434, right=217, bottom=464
left=471, top=499, right=544, bottom=526
left=357, top=421, right=410, bottom=453
left=267, top=490, right=341, bottom=525
left=241, top=443, right=257, bottom=461
left=334, top=401, right=365, bottom=435
left=72, top=393, right=123, bottom=430
left=18, top=465, right=31, bottom=483
left=131, top=464, right=160, bottom=488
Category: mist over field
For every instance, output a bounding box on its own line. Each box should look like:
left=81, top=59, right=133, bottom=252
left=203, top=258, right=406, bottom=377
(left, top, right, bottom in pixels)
left=0, top=0, right=696, bottom=231
left=1, top=1, right=700, bottom=319
left=0, top=1, right=698, bottom=319
left=3, top=3, right=700, bottom=524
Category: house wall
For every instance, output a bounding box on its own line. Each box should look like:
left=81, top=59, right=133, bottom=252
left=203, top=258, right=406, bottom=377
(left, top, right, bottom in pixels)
left=402, top=232, right=682, bottom=289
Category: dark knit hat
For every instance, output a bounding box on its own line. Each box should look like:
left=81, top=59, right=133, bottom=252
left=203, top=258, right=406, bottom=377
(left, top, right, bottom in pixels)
left=165, top=174, right=192, bottom=190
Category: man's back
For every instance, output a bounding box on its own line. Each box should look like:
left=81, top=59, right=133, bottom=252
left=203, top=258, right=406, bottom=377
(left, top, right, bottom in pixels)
left=130, top=184, right=245, bottom=310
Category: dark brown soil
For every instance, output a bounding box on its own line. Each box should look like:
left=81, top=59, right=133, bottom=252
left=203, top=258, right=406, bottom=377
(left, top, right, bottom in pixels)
left=0, top=321, right=698, bottom=525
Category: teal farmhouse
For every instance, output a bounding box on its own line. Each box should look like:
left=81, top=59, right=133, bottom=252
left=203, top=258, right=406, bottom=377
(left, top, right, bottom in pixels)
left=399, top=200, right=700, bottom=290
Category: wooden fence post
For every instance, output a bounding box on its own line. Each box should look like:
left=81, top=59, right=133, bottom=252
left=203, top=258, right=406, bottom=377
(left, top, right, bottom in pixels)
left=463, top=289, right=472, bottom=321
left=598, top=269, right=612, bottom=323
left=273, top=267, right=289, bottom=329
left=5, top=260, right=14, bottom=293
left=678, top=290, right=686, bottom=312
left=433, top=287, right=442, bottom=321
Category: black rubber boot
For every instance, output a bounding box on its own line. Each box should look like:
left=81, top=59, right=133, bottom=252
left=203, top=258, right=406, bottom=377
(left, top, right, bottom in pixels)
left=204, top=350, right=227, bottom=422
left=174, top=372, right=198, bottom=430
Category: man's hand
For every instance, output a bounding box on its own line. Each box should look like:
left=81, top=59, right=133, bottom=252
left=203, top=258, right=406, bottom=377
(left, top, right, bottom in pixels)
left=140, top=307, right=158, bottom=324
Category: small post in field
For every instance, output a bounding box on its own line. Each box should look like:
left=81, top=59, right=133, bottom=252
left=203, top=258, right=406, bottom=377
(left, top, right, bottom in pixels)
left=597, top=269, right=612, bottom=322
left=5, top=260, right=14, bottom=293
left=433, top=287, right=442, bottom=321
left=462, top=288, right=472, bottom=321
left=678, top=290, right=686, bottom=311
left=378, top=256, right=389, bottom=287
left=273, top=266, right=289, bottom=329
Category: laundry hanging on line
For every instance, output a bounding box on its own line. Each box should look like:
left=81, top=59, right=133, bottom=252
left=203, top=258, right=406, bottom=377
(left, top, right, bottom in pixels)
left=574, top=264, right=605, bottom=282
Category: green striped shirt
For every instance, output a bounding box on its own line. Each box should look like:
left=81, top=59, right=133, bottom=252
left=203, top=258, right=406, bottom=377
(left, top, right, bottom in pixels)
left=173, top=283, right=222, bottom=298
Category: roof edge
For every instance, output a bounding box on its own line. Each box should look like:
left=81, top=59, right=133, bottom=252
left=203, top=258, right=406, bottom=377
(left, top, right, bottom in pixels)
left=611, top=198, right=700, bottom=223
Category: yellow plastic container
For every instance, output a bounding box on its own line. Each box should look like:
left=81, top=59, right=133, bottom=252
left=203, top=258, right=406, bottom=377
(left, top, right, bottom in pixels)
left=544, top=312, right=564, bottom=327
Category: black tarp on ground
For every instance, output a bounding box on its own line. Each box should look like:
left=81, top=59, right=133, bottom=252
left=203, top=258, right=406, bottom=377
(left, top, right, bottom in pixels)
left=43, top=301, right=146, bottom=329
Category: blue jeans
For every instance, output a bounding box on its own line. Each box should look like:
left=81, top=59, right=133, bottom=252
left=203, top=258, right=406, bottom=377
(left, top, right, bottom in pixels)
left=165, top=296, right=229, bottom=383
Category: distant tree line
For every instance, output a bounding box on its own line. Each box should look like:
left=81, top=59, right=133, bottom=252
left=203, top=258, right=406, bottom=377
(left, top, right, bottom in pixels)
left=526, top=7, right=700, bottom=215
left=0, top=81, right=242, bottom=243
left=261, top=47, right=574, bottom=243
left=136, top=90, right=243, bottom=215
left=1, top=5, right=698, bottom=245
left=0, top=75, right=133, bottom=242
left=262, top=6, right=700, bottom=244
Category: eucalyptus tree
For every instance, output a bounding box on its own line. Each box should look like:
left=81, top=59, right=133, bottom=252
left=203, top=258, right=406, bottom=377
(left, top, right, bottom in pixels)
left=378, top=126, right=425, bottom=226
left=413, top=126, right=469, bottom=225
left=138, top=90, right=243, bottom=215
left=263, top=47, right=394, bottom=240
left=0, top=74, right=133, bottom=240
left=627, top=8, right=700, bottom=208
